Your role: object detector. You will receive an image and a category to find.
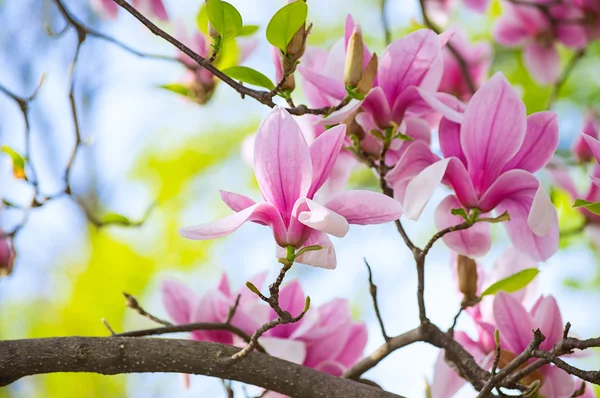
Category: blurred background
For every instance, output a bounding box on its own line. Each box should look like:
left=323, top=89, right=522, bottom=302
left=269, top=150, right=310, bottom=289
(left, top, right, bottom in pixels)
left=0, top=0, right=599, bottom=397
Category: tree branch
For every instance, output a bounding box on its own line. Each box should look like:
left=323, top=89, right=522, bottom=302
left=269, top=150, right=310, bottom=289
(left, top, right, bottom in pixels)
left=0, top=337, right=401, bottom=398
left=364, top=259, right=391, bottom=342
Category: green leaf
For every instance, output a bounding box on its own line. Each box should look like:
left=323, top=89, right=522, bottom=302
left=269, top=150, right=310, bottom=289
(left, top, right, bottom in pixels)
left=266, top=0, right=308, bottom=52
left=102, top=213, right=131, bottom=225
left=196, top=4, right=209, bottom=35
left=1, top=145, right=26, bottom=179
left=160, top=83, right=191, bottom=97
left=206, top=0, right=243, bottom=40
left=237, top=25, right=259, bottom=37
left=480, top=268, right=540, bottom=297
left=451, top=207, right=469, bottom=221
left=222, top=66, right=275, bottom=90
left=573, top=198, right=600, bottom=215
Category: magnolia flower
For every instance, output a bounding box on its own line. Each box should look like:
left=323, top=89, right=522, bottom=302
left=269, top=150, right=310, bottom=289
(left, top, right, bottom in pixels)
left=180, top=107, right=403, bottom=269
left=92, top=0, right=168, bottom=20
left=573, top=0, right=600, bottom=41
left=581, top=132, right=600, bottom=188
left=257, top=280, right=367, bottom=398
left=313, top=28, right=462, bottom=166
left=161, top=273, right=266, bottom=344
left=404, top=73, right=559, bottom=261
left=0, top=234, right=15, bottom=276
left=572, top=110, right=600, bottom=163
left=439, top=29, right=492, bottom=100
left=494, top=2, right=586, bottom=84
left=432, top=292, right=590, bottom=398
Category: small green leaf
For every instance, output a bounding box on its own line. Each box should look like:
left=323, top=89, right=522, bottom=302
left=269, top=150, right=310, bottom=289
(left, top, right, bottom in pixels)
left=206, top=0, right=243, bottom=40
left=196, top=4, right=209, bottom=35
left=266, top=0, right=308, bottom=52
left=103, top=213, right=131, bottom=225
left=1, top=145, right=26, bottom=179
left=246, top=281, right=262, bottom=296
left=573, top=198, right=600, bottom=215
left=480, top=268, right=540, bottom=297
left=451, top=207, right=469, bottom=221
left=303, top=296, right=311, bottom=313
left=221, top=66, right=275, bottom=90
left=160, top=83, right=191, bottom=97
left=237, top=25, right=259, bottom=37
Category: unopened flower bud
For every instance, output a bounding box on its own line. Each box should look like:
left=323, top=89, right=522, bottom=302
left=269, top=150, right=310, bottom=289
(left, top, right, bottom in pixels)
left=344, top=28, right=364, bottom=87
left=356, top=53, right=378, bottom=95
left=0, top=235, right=15, bottom=276
left=205, top=0, right=220, bottom=38
left=456, top=254, right=478, bottom=300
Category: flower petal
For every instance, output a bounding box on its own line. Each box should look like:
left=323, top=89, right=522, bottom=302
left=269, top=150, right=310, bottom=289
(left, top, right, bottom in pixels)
left=297, top=65, right=347, bottom=101
left=378, top=29, right=443, bottom=105
left=439, top=116, right=467, bottom=166
left=583, top=134, right=600, bottom=164
left=293, top=230, right=338, bottom=269
left=220, top=190, right=257, bottom=212
left=298, top=199, right=350, bottom=237
left=386, top=141, right=440, bottom=202
left=362, top=87, right=392, bottom=127
left=531, top=296, right=563, bottom=350
left=258, top=336, right=307, bottom=365
left=493, top=12, right=528, bottom=47
left=161, top=279, right=199, bottom=325
left=180, top=202, right=288, bottom=246
left=503, top=111, right=559, bottom=173
left=254, top=107, right=313, bottom=224
left=431, top=350, right=467, bottom=398
left=464, top=0, right=489, bottom=13
left=461, top=73, right=527, bottom=194
left=435, top=195, right=492, bottom=257
left=300, top=47, right=333, bottom=108
left=335, top=322, right=368, bottom=368
left=539, top=365, right=576, bottom=398
left=523, top=41, right=560, bottom=85
left=325, top=190, right=403, bottom=225
left=308, top=124, right=347, bottom=198
left=493, top=292, right=534, bottom=354
left=190, top=289, right=234, bottom=344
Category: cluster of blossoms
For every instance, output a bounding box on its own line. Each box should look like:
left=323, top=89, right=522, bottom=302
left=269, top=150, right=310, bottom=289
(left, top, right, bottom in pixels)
left=83, top=1, right=600, bottom=396
left=162, top=273, right=367, bottom=392
left=432, top=248, right=595, bottom=398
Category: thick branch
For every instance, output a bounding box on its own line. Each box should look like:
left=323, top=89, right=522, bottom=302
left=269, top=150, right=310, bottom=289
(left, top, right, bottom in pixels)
left=0, top=337, right=400, bottom=398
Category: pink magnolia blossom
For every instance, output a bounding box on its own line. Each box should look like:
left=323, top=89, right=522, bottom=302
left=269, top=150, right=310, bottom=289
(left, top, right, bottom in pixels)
left=315, top=28, right=463, bottom=167
left=403, top=73, right=559, bottom=261
left=161, top=272, right=267, bottom=344
left=92, top=0, right=168, bottom=20
left=494, top=2, right=586, bottom=84
left=573, top=0, right=600, bottom=41
left=432, top=292, right=590, bottom=398
left=439, top=29, right=492, bottom=100
left=581, top=132, right=600, bottom=188
left=180, top=107, right=403, bottom=269
left=572, top=110, right=600, bottom=163
left=257, top=280, right=367, bottom=398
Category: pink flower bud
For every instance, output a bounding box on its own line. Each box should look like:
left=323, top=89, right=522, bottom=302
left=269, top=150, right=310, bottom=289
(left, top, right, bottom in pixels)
left=0, top=235, right=15, bottom=276
left=355, top=53, right=378, bottom=95
left=572, top=110, right=600, bottom=163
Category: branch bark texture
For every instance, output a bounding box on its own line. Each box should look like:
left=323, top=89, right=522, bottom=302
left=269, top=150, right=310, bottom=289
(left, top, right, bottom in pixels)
left=0, top=337, right=402, bottom=398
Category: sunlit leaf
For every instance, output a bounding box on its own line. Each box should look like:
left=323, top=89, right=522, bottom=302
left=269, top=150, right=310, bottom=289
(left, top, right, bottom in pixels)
left=102, top=213, right=131, bottom=225
left=480, top=268, right=540, bottom=297
left=222, top=66, right=275, bottom=90
left=196, top=4, right=209, bottom=35
left=266, top=0, right=308, bottom=52
left=237, top=25, right=259, bottom=36
left=1, top=145, right=26, bottom=179
left=206, top=0, right=243, bottom=40
left=573, top=198, right=600, bottom=215
left=160, top=83, right=190, bottom=98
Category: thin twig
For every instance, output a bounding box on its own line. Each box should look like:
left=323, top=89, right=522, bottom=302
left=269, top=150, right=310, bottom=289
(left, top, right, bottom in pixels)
left=380, top=0, right=392, bottom=46
left=123, top=292, right=172, bottom=326
left=421, top=221, right=472, bottom=257
left=364, top=259, right=390, bottom=342
left=101, top=318, right=117, bottom=335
